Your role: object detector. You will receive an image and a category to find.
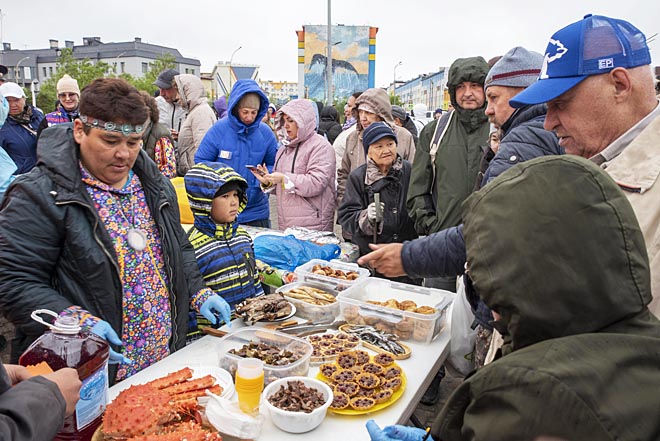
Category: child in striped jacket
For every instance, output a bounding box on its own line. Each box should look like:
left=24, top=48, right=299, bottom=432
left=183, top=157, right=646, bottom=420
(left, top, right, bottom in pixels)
left=184, top=162, right=264, bottom=338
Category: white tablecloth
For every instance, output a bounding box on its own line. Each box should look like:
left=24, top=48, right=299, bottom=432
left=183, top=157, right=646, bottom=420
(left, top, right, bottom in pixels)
left=109, top=321, right=450, bottom=440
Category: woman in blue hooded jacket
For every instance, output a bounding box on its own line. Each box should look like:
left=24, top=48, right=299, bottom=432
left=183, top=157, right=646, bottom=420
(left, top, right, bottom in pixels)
left=195, top=80, right=278, bottom=227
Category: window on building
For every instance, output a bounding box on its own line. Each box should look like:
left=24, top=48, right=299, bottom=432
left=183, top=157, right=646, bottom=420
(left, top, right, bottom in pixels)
left=49, top=66, right=53, bottom=76
left=120, top=62, right=125, bottom=73
left=190, top=69, right=194, bottom=75
left=185, top=68, right=189, bottom=74
left=43, top=67, right=47, bottom=77
left=142, top=62, right=148, bottom=74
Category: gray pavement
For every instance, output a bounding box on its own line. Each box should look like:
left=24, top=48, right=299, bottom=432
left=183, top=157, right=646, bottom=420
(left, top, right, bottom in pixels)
left=410, top=369, right=463, bottom=428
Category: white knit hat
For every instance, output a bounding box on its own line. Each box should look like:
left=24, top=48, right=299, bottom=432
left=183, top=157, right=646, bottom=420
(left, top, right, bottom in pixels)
left=57, top=74, right=80, bottom=95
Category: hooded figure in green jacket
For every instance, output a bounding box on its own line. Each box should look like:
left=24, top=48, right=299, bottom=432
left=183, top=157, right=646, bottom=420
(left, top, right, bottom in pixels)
left=406, top=57, right=490, bottom=238
left=368, top=156, right=660, bottom=441
left=438, top=156, right=660, bottom=440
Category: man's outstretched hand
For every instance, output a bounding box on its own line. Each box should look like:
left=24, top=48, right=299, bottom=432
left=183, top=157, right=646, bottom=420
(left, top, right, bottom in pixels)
left=357, top=243, right=406, bottom=277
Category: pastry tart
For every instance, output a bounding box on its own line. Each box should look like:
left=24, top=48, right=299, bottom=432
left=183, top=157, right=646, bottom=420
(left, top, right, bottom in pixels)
left=330, top=392, right=350, bottom=410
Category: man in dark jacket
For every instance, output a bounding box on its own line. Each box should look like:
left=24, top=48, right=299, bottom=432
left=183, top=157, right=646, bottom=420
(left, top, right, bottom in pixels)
left=0, top=78, right=230, bottom=384
left=391, top=105, right=418, bottom=145
left=318, top=105, right=342, bottom=144
left=360, top=47, right=560, bottom=293
left=406, top=56, right=490, bottom=293
left=0, top=361, right=81, bottom=440
left=369, top=156, right=660, bottom=441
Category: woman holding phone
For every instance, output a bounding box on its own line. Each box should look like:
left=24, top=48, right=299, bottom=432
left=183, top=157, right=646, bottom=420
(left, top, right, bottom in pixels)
left=249, top=99, right=336, bottom=232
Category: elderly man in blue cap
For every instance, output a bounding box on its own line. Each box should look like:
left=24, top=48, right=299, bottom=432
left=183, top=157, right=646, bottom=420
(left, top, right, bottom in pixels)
left=365, top=14, right=660, bottom=441
left=509, top=14, right=660, bottom=318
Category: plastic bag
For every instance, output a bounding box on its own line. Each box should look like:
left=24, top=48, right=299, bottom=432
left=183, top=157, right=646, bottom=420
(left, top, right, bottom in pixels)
left=446, top=278, right=478, bottom=376
left=253, top=234, right=341, bottom=271
left=204, top=393, right=265, bottom=440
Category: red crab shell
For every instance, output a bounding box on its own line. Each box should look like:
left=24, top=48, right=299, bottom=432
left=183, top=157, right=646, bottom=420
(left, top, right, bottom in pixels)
left=102, top=368, right=223, bottom=440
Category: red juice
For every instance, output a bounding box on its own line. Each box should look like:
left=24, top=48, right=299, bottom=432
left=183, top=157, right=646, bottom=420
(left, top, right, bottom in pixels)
left=19, top=314, right=110, bottom=441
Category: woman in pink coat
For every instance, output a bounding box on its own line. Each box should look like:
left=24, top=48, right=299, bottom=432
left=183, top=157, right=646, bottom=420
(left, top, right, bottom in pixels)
left=251, top=99, right=336, bottom=231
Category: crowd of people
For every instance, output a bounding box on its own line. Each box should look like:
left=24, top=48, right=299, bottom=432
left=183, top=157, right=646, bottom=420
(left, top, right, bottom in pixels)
left=0, top=12, right=659, bottom=441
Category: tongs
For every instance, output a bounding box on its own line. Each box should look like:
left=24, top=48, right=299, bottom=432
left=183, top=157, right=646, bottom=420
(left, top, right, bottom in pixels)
left=276, top=319, right=347, bottom=336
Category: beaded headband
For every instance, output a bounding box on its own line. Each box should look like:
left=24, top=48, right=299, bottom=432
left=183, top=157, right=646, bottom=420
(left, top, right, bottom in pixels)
left=80, top=115, right=145, bottom=136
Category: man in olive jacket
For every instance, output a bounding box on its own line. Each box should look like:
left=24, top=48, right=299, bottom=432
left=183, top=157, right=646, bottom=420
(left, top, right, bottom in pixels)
left=406, top=57, right=489, bottom=292
left=368, top=156, right=660, bottom=440
left=435, top=156, right=660, bottom=440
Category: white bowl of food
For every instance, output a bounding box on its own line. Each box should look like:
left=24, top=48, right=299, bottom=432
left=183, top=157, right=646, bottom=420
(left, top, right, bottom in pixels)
left=263, top=376, right=333, bottom=433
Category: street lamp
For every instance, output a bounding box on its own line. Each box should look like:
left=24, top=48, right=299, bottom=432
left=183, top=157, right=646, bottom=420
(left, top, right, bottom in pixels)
left=393, top=61, right=402, bottom=96
left=30, top=80, right=39, bottom=107
left=228, top=46, right=242, bottom=93
left=114, top=52, right=126, bottom=74
left=325, top=40, right=342, bottom=104
left=15, top=56, right=29, bottom=85
left=325, top=0, right=332, bottom=105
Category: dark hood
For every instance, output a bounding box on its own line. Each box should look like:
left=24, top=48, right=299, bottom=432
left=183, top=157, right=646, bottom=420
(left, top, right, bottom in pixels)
left=463, top=156, right=651, bottom=353
left=320, top=105, right=339, bottom=123
left=227, top=79, right=269, bottom=134
left=447, top=56, right=489, bottom=130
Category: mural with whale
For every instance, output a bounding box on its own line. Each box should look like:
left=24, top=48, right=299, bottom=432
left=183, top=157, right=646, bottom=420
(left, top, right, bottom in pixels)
left=303, top=25, right=371, bottom=102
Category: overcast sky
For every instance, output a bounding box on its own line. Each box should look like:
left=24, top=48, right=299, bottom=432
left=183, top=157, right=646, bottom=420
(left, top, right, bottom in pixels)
left=2, top=0, right=658, bottom=88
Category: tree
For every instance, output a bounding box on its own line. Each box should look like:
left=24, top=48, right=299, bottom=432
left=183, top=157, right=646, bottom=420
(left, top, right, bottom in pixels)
left=35, top=50, right=177, bottom=113
left=390, top=94, right=403, bottom=106
left=122, top=53, right=176, bottom=95
left=36, top=48, right=111, bottom=113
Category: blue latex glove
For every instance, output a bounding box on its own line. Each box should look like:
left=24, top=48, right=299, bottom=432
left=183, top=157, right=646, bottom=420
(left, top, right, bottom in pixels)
left=366, top=420, right=433, bottom=441
left=200, top=295, right=232, bottom=328
left=91, top=321, right=132, bottom=365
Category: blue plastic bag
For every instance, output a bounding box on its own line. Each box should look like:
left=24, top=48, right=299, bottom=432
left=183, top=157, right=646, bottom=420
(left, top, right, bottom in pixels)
left=253, top=234, right=341, bottom=271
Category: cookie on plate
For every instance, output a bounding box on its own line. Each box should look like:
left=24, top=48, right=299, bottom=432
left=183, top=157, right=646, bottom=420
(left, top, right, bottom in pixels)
left=320, top=363, right=338, bottom=379
left=372, top=388, right=394, bottom=404
left=361, top=362, right=384, bottom=376
left=381, top=365, right=402, bottom=380
left=350, top=396, right=376, bottom=411
left=356, top=372, right=381, bottom=390
left=373, top=352, right=395, bottom=367
left=337, top=351, right=358, bottom=369
left=382, top=376, right=402, bottom=391
left=334, top=381, right=360, bottom=397
left=353, top=350, right=370, bottom=365
left=330, top=392, right=350, bottom=410
left=332, top=369, right=356, bottom=383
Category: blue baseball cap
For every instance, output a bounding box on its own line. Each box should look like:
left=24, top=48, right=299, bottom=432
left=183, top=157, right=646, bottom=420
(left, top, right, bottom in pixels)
left=510, top=14, right=651, bottom=108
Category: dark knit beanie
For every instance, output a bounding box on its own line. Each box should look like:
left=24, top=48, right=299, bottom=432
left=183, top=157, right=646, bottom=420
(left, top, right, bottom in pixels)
left=391, top=105, right=407, bottom=123
left=215, top=180, right=245, bottom=198
left=362, top=122, right=397, bottom=156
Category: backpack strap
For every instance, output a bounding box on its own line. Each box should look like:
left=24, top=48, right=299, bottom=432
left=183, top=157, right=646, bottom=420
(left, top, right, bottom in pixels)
left=428, top=111, right=454, bottom=209
left=429, top=110, right=453, bottom=167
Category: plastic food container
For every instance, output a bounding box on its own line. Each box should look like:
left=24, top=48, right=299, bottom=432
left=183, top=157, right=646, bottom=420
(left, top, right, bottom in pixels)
left=263, top=376, right=333, bottom=433
left=276, top=281, right=340, bottom=322
left=294, top=259, right=370, bottom=291
left=337, top=278, right=454, bottom=343
left=216, top=328, right=312, bottom=386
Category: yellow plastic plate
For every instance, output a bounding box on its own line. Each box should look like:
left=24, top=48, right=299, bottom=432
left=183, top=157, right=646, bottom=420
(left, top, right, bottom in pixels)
left=316, top=364, right=407, bottom=415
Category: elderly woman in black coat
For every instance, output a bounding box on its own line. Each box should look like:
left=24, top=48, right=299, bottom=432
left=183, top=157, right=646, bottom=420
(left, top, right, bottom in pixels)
left=338, top=122, right=419, bottom=285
